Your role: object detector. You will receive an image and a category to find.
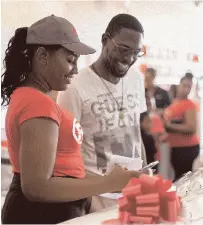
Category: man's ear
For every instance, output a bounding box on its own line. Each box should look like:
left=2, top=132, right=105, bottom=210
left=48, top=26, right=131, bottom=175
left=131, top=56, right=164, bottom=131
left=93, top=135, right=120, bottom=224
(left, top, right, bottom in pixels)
left=101, top=33, right=108, bottom=45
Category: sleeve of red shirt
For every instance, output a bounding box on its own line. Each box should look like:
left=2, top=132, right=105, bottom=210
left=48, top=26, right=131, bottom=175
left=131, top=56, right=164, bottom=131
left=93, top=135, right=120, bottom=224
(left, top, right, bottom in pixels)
left=151, top=114, right=165, bottom=134
left=184, top=100, right=197, bottom=111
left=164, top=99, right=197, bottom=122
left=18, top=94, right=61, bottom=126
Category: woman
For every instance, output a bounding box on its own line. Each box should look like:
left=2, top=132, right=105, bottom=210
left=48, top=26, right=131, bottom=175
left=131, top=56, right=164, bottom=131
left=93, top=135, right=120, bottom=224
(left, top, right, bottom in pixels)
left=1, top=15, right=141, bottom=224
left=164, top=73, right=200, bottom=181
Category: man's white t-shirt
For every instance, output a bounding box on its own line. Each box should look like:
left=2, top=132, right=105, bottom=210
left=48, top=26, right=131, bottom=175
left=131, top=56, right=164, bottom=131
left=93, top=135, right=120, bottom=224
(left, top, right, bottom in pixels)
left=57, top=66, right=147, bottom=176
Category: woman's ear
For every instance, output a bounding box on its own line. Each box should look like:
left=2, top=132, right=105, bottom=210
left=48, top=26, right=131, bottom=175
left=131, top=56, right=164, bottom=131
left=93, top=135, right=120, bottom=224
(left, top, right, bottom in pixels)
left=35, top=47, right=49, bottom=65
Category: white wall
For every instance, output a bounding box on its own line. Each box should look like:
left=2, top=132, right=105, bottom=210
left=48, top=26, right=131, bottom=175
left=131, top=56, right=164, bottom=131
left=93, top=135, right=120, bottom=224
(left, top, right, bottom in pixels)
left=2, top=1, right=203, bottom=71
left=1, top=0, right=203, bottom=127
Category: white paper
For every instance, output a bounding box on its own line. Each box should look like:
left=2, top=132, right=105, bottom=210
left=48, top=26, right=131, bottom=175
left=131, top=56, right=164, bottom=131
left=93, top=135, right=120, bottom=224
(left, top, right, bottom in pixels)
left=106, top=155, right=143, bottom=174
left=100, top=155, right=143, bottom=199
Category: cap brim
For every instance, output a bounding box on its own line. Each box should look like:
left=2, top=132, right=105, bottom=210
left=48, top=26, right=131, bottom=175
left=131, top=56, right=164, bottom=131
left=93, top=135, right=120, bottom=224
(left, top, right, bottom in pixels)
left=62, top=42, right=96, bottom=55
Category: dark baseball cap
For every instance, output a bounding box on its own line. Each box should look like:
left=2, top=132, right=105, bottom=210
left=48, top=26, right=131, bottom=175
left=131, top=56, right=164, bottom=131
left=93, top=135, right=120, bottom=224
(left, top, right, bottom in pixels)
left=26, top=15, right=96, bottom=55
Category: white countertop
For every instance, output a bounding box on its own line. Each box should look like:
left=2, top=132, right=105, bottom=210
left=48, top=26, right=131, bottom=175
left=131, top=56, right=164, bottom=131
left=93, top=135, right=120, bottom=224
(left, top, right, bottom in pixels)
left=60, top=203, right=203, bottom=225
left=60, top=173, right=203, bottom=225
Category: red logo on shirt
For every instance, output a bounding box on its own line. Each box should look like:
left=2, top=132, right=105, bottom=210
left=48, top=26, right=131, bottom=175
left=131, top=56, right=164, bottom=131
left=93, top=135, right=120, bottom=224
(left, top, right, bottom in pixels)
left=72, top=119, right=83, bottom=144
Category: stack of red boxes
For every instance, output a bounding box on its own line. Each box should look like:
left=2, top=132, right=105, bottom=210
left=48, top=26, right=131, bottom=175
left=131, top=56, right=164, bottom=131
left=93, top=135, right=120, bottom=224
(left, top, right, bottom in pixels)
left=117, top=174, right=182, bottom=224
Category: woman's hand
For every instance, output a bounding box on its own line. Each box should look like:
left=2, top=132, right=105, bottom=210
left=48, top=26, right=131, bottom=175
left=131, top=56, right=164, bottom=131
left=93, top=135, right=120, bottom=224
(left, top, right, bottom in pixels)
left=106, top=165, right=144, bottom=192
left=164, top=121, right=172, bottom=130
left=127, top=170, right=143, bottom=178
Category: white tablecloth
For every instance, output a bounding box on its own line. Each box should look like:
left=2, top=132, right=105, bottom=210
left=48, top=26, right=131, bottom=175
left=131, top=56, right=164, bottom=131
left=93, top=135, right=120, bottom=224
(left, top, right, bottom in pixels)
left=60, top=206, right=118, bottom=225
left=60, top=171, right=203, bottom=225
left=60, top=201, right=203, bottom=225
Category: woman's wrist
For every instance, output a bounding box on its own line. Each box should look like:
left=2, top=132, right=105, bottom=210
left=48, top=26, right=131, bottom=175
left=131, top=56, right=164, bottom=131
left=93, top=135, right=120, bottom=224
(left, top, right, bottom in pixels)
left=128, top=170, right=142, bottom=178
left=165, top=121, right=174, bottom=132
left=104, top=173, right=121, bottom=192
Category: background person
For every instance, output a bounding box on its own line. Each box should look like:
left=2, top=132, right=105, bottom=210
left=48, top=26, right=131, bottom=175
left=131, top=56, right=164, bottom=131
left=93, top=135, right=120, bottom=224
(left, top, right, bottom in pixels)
left=164, top=73, right=200, bottom=180
left=144, top=68, right=171, bottom=112
left=140, top=112, right=157, bottom=166
left=168, top=84, right=178, bottom=101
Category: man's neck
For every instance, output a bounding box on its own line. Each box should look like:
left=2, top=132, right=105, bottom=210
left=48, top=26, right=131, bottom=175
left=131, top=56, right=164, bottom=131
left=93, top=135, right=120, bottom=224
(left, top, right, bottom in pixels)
left=92, top=57, right=120, bottom=84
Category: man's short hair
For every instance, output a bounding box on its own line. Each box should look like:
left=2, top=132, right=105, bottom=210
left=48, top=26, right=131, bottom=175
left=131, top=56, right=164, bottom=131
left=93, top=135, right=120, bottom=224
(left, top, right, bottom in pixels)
left=105, top=13, right=144, bottom=37
left=145, top=68, right=156, bottom=78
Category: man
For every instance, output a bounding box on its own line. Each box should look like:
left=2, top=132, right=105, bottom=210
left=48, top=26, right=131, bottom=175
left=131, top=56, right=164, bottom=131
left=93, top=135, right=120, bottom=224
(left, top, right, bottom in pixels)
left=57, top=14, right=147, bottom=212
left=144, top=68, right=171, bottom=110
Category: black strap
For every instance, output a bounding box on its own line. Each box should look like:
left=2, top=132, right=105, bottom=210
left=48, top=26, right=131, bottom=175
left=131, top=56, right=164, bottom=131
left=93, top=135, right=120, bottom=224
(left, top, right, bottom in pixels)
left=1, top=158, right=11, bottom=165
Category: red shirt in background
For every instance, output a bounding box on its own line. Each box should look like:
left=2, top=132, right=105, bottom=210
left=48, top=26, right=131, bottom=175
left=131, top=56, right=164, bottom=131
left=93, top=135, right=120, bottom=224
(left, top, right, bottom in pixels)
left=150, top=112, right=167, bottom=160
left=6, top=87, right=85, bottom=178
left=164, top=99, right=199, bottom=148
left=151, top=113, right=165, bottom=135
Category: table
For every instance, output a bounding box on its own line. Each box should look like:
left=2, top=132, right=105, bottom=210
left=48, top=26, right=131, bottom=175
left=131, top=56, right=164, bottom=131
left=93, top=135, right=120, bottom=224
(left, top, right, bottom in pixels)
left=60, top=206, right=117, bottom=225
left=61, top=172, right=203, bottom=225
left=60, top=204, right=203, bottom=225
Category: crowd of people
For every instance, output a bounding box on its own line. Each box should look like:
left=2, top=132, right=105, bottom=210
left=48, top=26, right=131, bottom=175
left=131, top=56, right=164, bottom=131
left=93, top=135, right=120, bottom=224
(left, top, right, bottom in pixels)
left=141, top=69, right=200, bottom=181
left=0, top=12, right=201, bottom=224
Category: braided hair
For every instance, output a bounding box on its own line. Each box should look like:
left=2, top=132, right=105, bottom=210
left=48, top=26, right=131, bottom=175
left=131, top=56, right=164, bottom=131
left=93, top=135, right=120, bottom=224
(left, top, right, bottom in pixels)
left=1, top=27, right=60, bottom=106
